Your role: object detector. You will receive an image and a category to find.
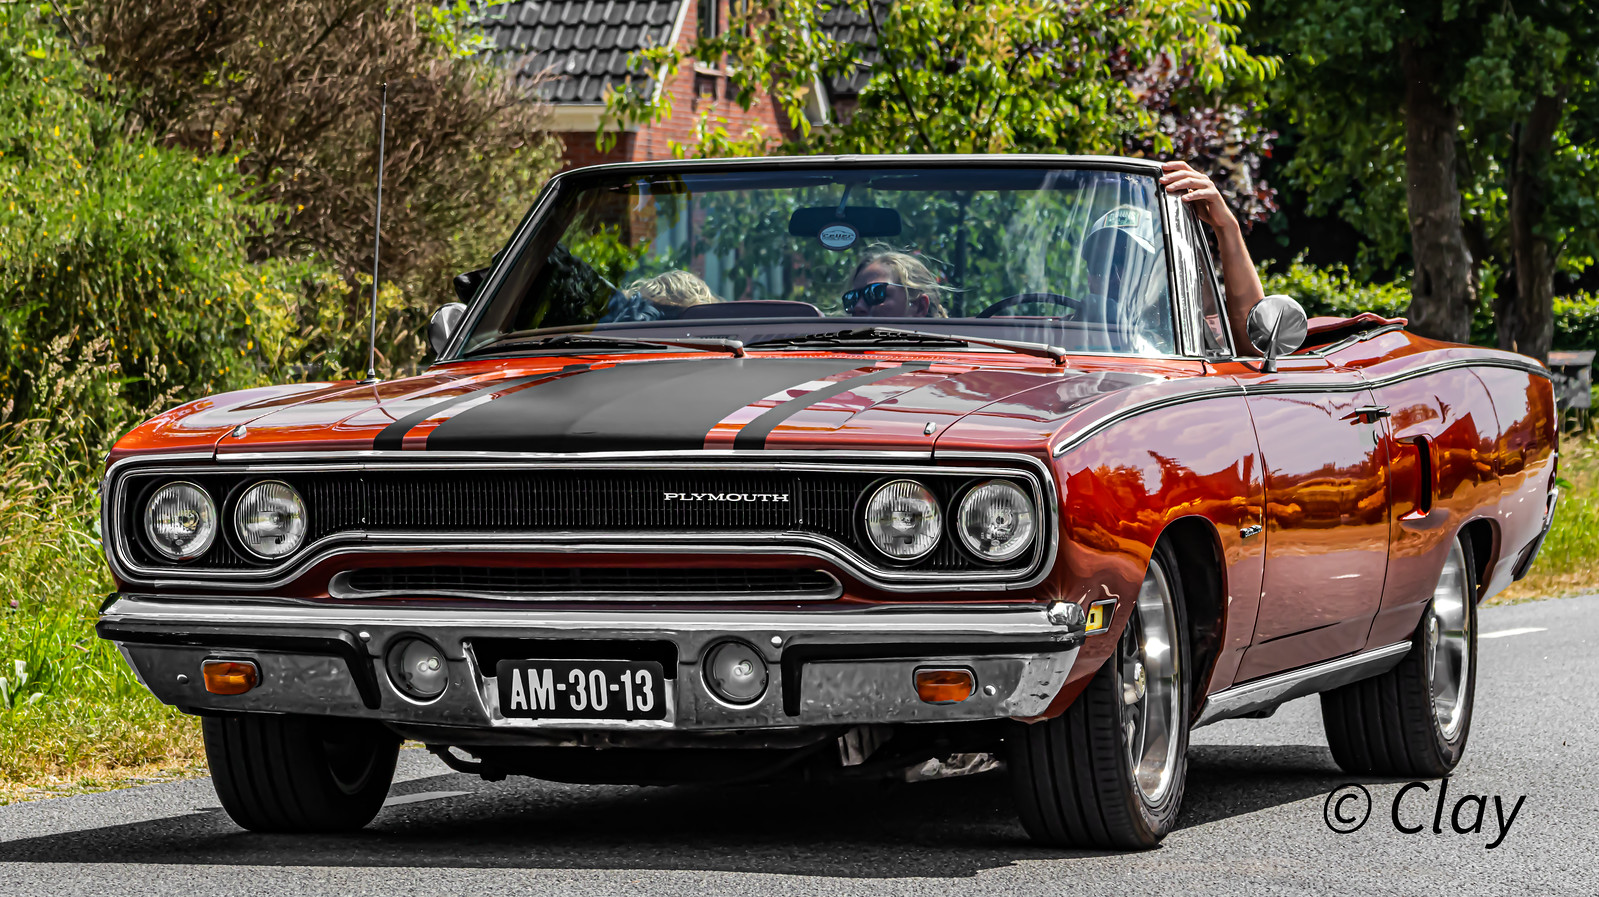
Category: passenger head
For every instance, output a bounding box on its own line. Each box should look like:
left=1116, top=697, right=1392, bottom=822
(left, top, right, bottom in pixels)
left=624, top=270, right=720, bottom=313
left=1080, top=205, right=1159, bottom=299
left=844, top=246, right=950, bottom=318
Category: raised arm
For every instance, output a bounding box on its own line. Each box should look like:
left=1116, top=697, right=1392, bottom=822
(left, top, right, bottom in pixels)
left=1160, top=160, right=1265, bottom=355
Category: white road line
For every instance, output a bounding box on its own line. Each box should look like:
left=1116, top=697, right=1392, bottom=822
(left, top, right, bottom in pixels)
left=1480, top=627, right=1548, bottom=640
left=382, top=790, right=470, bottom=808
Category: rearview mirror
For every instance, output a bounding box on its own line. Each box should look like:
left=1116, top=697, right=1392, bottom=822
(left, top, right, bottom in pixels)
left=429, top=302, right=467, bottom=356
left=787, top=206, right=903, bottom=239
left=1246, top=294, right=1308, bottom=373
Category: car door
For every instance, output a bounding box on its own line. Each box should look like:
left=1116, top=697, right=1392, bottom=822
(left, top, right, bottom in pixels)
left=1230, top=358, right=1393, bottom=681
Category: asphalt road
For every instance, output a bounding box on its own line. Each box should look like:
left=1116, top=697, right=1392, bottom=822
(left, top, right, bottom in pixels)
left=1, top=595, right=1594, bottom=896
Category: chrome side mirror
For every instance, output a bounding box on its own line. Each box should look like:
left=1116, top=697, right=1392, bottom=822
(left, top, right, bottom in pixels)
left=428, top=302, right=467, bottom=356
left=1246, top=294, right=1308, bottom=373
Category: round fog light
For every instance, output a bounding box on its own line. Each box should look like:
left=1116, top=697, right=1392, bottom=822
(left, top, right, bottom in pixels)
left=703, top=641, right=768, bottom=705
left=386, top=637, right=449, bottom=700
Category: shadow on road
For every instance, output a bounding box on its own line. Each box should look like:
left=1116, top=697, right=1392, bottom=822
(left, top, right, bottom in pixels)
left=0, top=743, right=1354, bottom=877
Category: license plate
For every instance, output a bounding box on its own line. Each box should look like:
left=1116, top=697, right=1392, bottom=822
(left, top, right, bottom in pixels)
left=496, top=659, right=668, bottom=721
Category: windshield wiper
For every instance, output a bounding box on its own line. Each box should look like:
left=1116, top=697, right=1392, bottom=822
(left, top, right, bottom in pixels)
left=748, top=327, right=1069, bottom=366
left=467, top=332, right=746, bottom=359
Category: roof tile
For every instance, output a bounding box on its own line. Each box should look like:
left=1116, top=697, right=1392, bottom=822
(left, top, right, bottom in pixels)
left=483, top=0, right=695, bottom=104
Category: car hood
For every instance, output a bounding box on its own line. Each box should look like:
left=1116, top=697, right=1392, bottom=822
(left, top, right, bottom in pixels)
left=116, top=354, right=1187, bottom=461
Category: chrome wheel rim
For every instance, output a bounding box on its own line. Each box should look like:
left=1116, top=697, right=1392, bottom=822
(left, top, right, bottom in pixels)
left=1120, top=557, right=1182, bottom=805
left=1426, top=540, right=1472, bottom=740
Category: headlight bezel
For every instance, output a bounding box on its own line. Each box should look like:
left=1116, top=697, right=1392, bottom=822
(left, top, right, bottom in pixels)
left=232, top=479, right=310, bottom=560
left=141, top=480, right=219, bottom=562
left=954, top=478, right=1038, bottom=563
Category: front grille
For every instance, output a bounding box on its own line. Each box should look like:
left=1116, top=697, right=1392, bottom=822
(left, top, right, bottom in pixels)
left=309, top=470, right=831, bottom=535
left=334, top=566, right=842, bottom=601
left=115, top=465, right=1044, bottom=578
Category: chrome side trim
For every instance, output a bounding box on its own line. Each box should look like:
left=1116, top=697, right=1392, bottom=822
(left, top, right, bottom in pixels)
left=103, top=452, right=1058, bottom=594
left=1193, top=640, right=1412, bottom=728
left=326, top=569, right=845, bottom=603
left=1052, top=355, right=1552, bottom=458
left=1052, top=385, right=1248, bottom=457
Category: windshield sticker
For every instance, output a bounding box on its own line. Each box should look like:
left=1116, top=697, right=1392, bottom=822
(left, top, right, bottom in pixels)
left=817, top=223, right=859, bottom=251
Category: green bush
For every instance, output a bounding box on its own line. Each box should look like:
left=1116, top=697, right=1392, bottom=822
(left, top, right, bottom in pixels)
left=1554, top=292, right=1599, bottom=356
left=1258, top=255, right=1411, bottom=320
left=0, top=5, right=346, bottom=452
left=1263, top=257, right=1599, bottom=365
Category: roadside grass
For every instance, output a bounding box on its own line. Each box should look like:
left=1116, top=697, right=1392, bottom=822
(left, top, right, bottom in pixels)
left=1492, top=432, right=1599, bottom=604
left=0, top=427, right=203, bottom=805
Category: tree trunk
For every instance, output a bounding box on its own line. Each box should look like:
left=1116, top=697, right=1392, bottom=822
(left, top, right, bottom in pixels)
left=1400, top=41, right=1476, bottom=343
left=1501, top=91, right=1564, bottom=363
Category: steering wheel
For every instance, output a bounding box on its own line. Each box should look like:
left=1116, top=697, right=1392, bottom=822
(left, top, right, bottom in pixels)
left=975, top=292, right=1086, bottom=319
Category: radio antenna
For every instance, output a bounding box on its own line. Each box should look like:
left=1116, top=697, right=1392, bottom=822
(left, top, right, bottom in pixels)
left=361, top=82, right=388, bottom=385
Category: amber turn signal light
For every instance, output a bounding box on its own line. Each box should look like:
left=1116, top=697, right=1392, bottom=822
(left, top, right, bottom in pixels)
left=915, top=668, right=975, bottom=704
left=202, top=659, right=259, bottom=695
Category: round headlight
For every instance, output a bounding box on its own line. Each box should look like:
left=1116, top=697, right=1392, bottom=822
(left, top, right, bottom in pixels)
left=957, top=480, right=1036, bottom=562
left=234, top=480, right=308, bottom=559
left=863, top=479, right=942, bottom=560
left=144, top=481, right=217, bottom=561
left=386, top=637, right=449, bottom=700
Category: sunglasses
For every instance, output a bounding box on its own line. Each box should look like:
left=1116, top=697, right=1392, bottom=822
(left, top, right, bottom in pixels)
left=841, top=281, right=909, bottom=309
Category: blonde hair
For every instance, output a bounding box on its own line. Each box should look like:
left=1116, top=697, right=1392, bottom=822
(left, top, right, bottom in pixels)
left=624, top=270, right=719, bottom=309
left=848, top=245, right=952, bottom=317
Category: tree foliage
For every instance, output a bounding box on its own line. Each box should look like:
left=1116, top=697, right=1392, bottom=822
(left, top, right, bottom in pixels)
left=0, top=3, right=311, bottom=449
left=606, top=0, right=1280, bottom=225
left=1248, top=0, right=1599, bottom=360
left=77, top=0, right=560, bottom=372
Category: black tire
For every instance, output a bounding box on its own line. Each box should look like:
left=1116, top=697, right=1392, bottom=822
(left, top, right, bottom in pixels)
left=203, top=714, right=400, bottom=833
left=1008, top=540, right=1192, bottom=849
left=1321, top=534, right=1478, bottom=777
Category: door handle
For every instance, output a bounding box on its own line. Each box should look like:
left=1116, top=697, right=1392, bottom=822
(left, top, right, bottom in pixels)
left=1347, top=405, right=1390, bottom=424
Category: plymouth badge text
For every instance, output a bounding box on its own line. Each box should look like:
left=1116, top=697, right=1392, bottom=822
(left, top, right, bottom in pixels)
left=662, top=492, right=791, bottom=502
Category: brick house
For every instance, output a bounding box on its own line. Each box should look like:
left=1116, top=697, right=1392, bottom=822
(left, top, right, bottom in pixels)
left=480, top=1, right=879, bottom=169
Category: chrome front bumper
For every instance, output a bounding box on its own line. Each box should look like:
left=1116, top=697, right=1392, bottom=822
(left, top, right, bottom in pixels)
left=99, top=596, right=1085, bottom=737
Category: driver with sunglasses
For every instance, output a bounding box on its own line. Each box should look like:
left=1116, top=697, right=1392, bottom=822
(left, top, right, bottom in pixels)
left=843, top=247, right=951, bottom=318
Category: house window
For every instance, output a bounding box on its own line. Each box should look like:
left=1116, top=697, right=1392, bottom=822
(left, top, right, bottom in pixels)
left=697, top=0, right=719, bottom=38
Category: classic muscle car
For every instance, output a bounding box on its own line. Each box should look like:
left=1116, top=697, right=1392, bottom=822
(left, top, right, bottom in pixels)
left=96, top=155, right=1558, bottom=848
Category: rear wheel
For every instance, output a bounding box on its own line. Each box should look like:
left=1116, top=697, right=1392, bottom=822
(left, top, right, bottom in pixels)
left=1008, top=540, right=1191, bottom=849
left=1321, top=534, right=1478, bottom=777
left=203, top=714, right=400, bottom=832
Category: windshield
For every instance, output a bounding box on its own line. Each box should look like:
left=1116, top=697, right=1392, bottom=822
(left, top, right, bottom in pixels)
left=460, top=165, right=1176, bottom=357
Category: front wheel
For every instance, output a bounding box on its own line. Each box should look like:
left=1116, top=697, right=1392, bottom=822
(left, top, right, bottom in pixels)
left=203, top=714, right=400, bottom=832
left=1007, top=540, right=1191, bottom=849
left=1321, top=534, right=1478, bottom=777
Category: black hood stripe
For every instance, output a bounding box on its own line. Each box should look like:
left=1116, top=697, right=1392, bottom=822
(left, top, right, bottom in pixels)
left=731, top=362, right=932, bottom=449
left=372, top=365, right=591, bottom=450
left=426, top=358, right=870, bottom=453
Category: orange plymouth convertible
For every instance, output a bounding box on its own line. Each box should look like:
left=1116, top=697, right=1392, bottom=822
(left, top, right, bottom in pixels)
left=96, top=156, right=1557, bottom=848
